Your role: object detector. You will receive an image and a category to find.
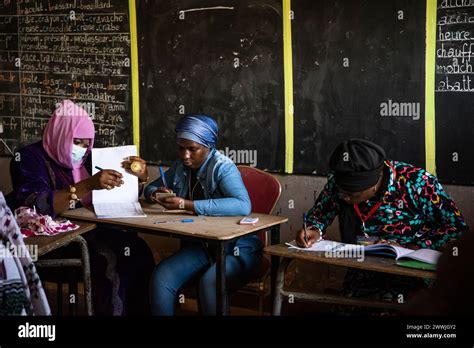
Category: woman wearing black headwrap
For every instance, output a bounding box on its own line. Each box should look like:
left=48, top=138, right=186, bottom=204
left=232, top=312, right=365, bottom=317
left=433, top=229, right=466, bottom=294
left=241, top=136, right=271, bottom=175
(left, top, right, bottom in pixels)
left=295, top=139, right=468, bottom=301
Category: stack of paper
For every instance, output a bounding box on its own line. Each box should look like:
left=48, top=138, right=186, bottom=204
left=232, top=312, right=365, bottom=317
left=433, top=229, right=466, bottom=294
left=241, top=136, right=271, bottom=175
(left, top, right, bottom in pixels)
left=92, top=145, right=146, bottom=218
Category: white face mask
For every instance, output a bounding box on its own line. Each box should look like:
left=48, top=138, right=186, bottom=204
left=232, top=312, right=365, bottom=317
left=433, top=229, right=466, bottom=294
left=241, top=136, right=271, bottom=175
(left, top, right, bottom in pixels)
left=71, top=144, right=87, bottom=164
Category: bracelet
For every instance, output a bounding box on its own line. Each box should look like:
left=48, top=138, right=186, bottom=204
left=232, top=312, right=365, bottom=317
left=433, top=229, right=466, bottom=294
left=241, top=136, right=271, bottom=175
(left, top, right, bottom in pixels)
left=69, top=185, right=80, bottom=205
left=139, top=175, right=149, bottom=184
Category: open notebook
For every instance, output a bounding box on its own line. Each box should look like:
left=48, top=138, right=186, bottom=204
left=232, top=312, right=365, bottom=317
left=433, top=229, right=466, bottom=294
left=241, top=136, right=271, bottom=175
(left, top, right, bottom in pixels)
left=92, top=145, right=146, bottom=218
left=286, top=240, right=441, bottom=267
left=362, top=243, right=441, bottom=265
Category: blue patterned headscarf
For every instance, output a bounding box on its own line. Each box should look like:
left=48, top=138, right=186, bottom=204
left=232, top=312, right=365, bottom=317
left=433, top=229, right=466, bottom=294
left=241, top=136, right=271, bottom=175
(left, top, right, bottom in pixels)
left=175, top=115, right=218, bottom=148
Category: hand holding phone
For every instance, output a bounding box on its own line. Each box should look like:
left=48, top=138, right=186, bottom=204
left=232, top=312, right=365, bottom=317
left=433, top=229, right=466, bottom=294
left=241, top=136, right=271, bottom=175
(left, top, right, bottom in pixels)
left=153, top=192, right=176, bottom=200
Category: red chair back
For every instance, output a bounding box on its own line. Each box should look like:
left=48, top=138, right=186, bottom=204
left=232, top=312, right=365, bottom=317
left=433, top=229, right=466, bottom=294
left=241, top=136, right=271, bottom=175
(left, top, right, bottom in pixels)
left=238, top=166, right=282, bottom=247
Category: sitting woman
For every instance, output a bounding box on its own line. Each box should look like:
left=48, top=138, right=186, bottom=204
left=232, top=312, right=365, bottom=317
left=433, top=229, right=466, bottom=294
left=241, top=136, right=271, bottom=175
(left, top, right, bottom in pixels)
left=9, top=100, right=155, bottom=315
left=144, top=114, right=262, bottom=315
left=295, top=139, right=468, bottom=303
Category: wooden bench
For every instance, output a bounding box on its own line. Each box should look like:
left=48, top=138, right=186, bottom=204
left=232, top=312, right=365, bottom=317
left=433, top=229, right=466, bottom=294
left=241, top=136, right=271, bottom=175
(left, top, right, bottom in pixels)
left=265, top=243, right=436, bottom=315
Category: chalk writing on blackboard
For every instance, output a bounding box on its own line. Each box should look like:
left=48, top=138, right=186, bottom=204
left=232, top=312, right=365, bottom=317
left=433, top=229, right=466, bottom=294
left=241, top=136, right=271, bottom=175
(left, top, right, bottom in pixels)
left=436, top=2, right=474, bottom=92
left=0, top=0, right=133, bottom=155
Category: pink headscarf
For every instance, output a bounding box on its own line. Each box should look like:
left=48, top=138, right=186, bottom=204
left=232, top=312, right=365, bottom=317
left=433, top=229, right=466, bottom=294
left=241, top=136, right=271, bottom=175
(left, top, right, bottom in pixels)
left=42, top=100, right=95, bottom=206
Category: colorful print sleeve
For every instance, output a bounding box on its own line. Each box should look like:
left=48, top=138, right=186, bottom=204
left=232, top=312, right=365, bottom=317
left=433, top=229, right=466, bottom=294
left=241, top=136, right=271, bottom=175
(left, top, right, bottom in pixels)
left=409, top=171, right=468, bottom=249
left=305, top=173, right=343, bottom=234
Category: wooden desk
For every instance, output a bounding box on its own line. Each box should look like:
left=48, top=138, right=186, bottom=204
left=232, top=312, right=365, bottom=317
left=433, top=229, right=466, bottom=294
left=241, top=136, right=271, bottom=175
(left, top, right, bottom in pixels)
left=61, top=203, right=288, bottom=316
left=265, top=243, right=436, bottom=315
left=25, top=221, right=97, bottom=257
left=24, top=221, right=97, bottom=315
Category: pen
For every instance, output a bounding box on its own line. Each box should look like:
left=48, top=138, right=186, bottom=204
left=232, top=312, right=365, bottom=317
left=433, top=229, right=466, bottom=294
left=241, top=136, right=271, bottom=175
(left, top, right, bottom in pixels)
left=303, top=213, right=308, bottom=244
left=159, top=166, right=168, bottom=188
left=154, top=219, right=194, bottom=224
left=95, top=166, right=104, bottom=171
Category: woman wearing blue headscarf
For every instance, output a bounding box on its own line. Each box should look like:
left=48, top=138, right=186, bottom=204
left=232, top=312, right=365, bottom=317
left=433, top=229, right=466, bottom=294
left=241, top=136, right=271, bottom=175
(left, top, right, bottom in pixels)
left=144, top=115, right=262, bottom=315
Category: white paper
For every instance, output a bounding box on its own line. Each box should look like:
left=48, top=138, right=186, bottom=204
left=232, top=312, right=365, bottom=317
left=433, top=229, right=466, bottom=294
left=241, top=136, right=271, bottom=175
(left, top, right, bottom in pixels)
left=92, top=145, right=146, bottom=218
left=285, top=240, right=360, bottom=252
left=398, top=248, right=442, bottom=264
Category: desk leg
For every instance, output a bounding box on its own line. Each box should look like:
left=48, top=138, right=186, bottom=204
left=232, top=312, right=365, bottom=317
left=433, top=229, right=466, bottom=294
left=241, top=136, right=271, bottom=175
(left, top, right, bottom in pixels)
left=270, top=225, right=281, bottom=310
left=75, top=236, right=93, bottom=316
left=272, top=257, right=291, bottom=316
left=215, top=241, right=229, bottom=316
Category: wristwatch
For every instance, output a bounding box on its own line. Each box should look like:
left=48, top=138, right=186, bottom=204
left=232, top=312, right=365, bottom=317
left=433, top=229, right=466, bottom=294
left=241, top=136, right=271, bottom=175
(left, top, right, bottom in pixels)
left=131, top=161, right=143, bottom=173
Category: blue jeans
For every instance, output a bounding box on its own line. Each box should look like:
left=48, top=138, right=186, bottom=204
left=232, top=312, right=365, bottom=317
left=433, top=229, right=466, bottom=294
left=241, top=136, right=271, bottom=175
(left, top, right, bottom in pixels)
left=150, top=235, right=262, bottom=315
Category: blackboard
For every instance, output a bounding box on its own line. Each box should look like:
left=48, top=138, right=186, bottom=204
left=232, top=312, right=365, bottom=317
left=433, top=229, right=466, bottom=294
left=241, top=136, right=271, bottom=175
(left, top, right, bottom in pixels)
left=435, top=0, right=474, bottom=185
left=0, top=0, right=134, bottom=156
left=1, top=0, right=472, bottom=185
left=137, top=0, right=285, bottom=171
left=292, top=0, right=426, bottom=175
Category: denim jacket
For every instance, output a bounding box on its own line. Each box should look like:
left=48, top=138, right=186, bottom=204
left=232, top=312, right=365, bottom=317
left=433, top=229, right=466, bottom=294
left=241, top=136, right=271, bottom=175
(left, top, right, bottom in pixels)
left=144, top=149, right=251, bottom=216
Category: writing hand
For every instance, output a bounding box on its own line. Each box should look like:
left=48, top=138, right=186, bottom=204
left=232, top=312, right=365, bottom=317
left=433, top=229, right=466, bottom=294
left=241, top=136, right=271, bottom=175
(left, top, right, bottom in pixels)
left=295, top=227, right=321, bottom=248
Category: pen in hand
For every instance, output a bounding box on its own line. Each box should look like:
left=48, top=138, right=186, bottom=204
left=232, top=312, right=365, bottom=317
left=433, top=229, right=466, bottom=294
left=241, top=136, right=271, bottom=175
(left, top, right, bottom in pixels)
left=303, top=213, right=308, bottom=244
left=159, top=166, right=168, bottom=188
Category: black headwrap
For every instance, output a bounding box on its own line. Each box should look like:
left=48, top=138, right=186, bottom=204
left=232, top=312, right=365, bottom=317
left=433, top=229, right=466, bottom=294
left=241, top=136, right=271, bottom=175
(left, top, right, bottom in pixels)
left=328, top=139, right=386, bottom=192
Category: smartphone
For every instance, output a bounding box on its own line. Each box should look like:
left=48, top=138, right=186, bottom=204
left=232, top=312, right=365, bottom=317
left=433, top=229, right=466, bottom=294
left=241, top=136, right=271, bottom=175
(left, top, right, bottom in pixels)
left=239, top=217, right=259, bottom=225
left=153, top=192, right=176, bottom=200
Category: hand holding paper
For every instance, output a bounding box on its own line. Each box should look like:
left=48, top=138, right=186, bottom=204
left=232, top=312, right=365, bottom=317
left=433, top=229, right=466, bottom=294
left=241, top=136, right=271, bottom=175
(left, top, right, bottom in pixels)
left=88, top=167, right=124, bottom=191
left=92, top=145, right=146, bottom=218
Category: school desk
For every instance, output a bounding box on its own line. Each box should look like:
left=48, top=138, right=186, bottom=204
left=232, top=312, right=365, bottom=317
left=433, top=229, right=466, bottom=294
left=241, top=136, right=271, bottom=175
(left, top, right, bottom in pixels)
left=61, top=203, right=288, bottom=315
left=25, top=221, right=97, bottom=315
left=264, top=243, right=436, bottom=315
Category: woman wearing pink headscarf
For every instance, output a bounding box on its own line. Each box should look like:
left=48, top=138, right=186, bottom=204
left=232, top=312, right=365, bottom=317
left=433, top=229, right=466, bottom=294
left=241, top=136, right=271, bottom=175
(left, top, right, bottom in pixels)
left=9, top=100, right=154, bottom=315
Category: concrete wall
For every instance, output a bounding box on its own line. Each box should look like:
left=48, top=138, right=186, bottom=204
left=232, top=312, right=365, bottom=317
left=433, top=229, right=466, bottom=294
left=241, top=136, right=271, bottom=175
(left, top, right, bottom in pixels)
left=1, top=157, right=473, bottom=291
